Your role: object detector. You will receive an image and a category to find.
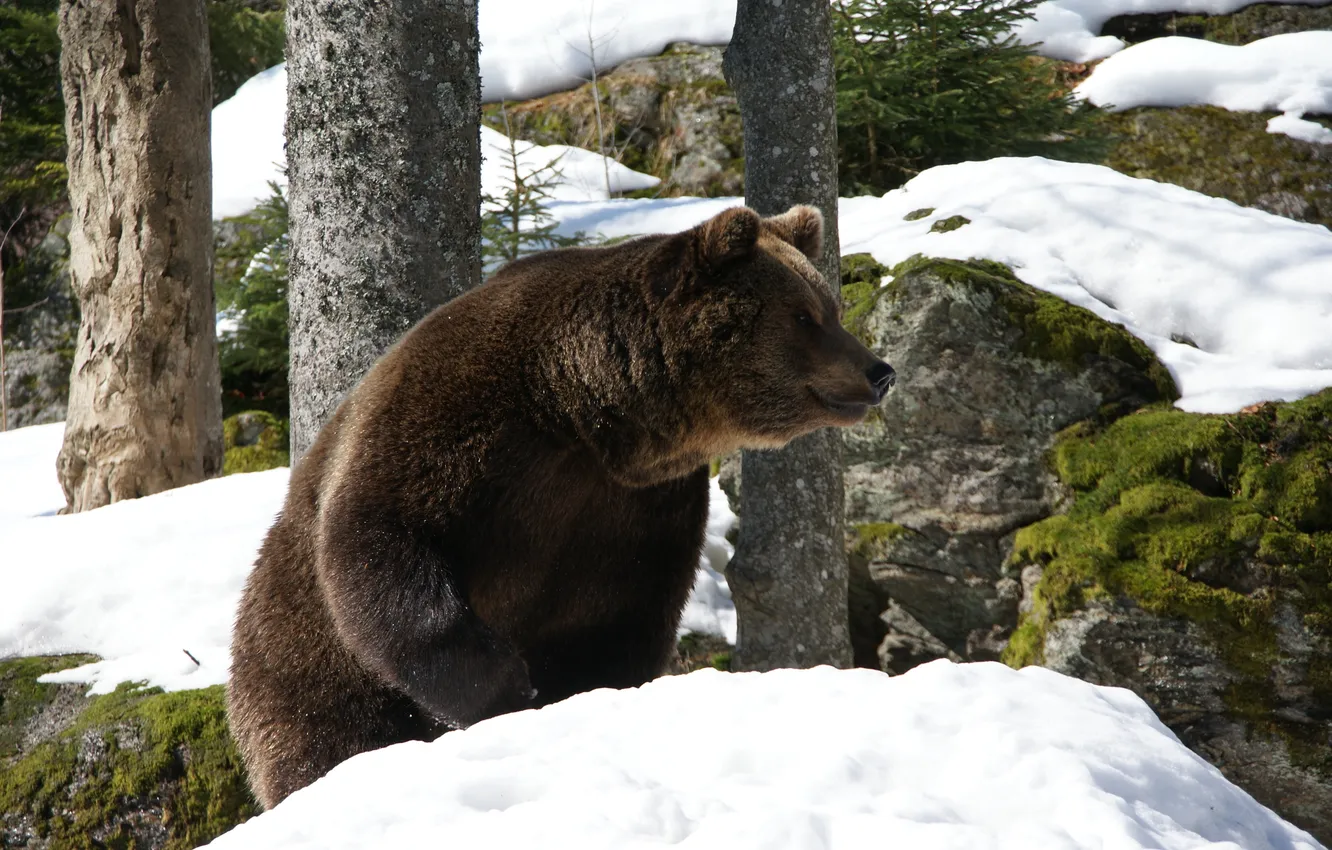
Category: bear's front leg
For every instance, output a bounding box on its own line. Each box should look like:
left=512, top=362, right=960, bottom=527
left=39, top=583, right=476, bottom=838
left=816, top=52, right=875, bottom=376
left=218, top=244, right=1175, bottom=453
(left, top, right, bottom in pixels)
left=315, top=503, right=536, bottom=729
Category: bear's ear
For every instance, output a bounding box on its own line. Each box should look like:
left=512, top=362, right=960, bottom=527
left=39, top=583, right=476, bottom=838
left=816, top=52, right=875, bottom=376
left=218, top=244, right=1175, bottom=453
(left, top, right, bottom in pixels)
left=763, top=205, right=824, bottom=261
left=697, top=206, right=762, bottom=270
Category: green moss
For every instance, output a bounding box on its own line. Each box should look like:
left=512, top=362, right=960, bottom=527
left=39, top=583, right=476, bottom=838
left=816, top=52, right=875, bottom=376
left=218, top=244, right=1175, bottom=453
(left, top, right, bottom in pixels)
left=0, top=655, right=98, bottom=758
left=903, top=207, right=935, bottom=221
left=848, top=522, right=910, bottom=563
left=0, top=682, right=256, bottom=848
left=1105, top=105, right=1332, bottom=232
left=1005, top=389, right=1332, bottom=775
left=223, top=411, right=289, bottom=475
left=929, top=215, right=970, bottom=233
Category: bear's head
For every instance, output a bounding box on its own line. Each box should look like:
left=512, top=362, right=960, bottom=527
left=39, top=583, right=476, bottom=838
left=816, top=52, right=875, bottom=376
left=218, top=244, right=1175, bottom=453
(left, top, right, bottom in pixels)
left=649, top=204, right=895, bottom=459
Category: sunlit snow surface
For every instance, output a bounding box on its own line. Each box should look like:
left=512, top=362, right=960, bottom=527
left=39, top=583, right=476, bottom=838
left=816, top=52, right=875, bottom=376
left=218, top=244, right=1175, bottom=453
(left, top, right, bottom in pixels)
left=550, top=157, right=1332, bottom=414
left=0, top=424, right=736, bottom=694
left=1077, top=33, right=1332, bottom=144
left=204, top=662, right=1323, bottom=850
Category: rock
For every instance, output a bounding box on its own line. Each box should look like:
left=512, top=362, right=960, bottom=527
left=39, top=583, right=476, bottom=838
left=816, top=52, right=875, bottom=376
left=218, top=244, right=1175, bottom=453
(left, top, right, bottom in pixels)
left=222, top=410, right=289, bottom=474
left=1105, top=106, right=1332, bottom=231
left=838, top=254, right=1176, bottom=669
left=0, top=655, right=256, bottom=848
left=486, top=43, right=743, bottom=197
left=2, top=218, right=77, bottom=430
left=1008, top=391, right=1332, bottom=843
left=1101, top=2, right=1332, bottom=46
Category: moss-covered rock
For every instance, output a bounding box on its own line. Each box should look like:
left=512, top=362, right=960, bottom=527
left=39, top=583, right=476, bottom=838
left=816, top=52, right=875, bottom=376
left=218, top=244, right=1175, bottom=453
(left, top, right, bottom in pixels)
left=1104, top=105, right=1332, bottom=230
left=1006, top=390, right=1332, bottom=842
left=484, top=43, right=743, bottom=197
left=0, top=657, right=256, bottom=848
left=840, top=256, right=1175, bottom=671
left=222, top=411, right=289, bottom=474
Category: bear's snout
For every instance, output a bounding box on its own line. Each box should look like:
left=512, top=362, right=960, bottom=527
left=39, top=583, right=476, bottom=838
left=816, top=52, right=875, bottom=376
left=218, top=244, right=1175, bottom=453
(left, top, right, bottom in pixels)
left=867, top=360, right=896, bottom=404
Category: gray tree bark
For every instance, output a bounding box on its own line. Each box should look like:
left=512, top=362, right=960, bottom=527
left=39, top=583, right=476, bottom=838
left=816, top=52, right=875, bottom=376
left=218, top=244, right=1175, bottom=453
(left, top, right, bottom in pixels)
left=286, top=0, right=482, bottom=460
left=723, top=0, right=852, bottom=671
left=57, top=0, right=222, bottom=512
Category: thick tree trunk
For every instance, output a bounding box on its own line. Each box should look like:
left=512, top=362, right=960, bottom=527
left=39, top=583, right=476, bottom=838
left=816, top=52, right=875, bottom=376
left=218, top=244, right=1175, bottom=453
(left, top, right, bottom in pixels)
left=57, top=0, right=222, bottom=512
left=286, top=0, right=482, bottom=460
left=723, top=0, right=852, bottom=671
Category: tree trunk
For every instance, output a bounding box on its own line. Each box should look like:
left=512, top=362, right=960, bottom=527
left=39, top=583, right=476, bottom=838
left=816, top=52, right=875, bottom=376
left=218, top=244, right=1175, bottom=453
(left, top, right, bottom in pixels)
left=57, top=0, right=222, bottom=512
left=723, top=0, right=852, bottom=671
left=286, top=0, right=482, bottom=460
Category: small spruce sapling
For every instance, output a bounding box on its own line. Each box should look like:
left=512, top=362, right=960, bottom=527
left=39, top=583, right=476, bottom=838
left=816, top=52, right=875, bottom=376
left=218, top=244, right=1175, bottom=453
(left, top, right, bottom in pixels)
left=482, top=103, right=585, bottom=274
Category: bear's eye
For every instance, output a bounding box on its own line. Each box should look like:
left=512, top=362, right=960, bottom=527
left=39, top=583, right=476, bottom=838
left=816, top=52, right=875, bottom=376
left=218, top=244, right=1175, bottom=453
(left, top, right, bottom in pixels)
left=795, top=310, right=817, bottom=328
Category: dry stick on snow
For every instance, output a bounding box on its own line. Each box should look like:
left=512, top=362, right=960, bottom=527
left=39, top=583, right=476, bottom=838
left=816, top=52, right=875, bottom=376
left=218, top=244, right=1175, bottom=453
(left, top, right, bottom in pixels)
left=183, top=648, right=201, bottom=667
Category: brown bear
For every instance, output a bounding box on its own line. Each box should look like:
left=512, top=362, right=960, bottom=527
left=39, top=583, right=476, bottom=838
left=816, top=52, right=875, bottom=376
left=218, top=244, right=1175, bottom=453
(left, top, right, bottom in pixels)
left=226, top=204, right=895, bottom=808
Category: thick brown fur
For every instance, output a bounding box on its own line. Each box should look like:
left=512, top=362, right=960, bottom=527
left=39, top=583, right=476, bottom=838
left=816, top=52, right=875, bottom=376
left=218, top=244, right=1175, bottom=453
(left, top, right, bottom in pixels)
left=227, top=205, right=894, bottom=807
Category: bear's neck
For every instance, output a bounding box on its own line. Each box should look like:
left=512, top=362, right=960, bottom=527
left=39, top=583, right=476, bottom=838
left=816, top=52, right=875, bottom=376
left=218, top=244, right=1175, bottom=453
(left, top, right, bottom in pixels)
left=528, top=291, right=712, bottom=488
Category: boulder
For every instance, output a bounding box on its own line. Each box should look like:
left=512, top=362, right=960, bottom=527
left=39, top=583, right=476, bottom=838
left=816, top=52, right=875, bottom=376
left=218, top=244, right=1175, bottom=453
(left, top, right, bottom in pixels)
left=1008, top=392, right=1332, bottom=843
left=486, top=43, right=743, bottom=197
left=0, top=655, right=255, bottom=849
left=839, top=252, right=1176, bottom=673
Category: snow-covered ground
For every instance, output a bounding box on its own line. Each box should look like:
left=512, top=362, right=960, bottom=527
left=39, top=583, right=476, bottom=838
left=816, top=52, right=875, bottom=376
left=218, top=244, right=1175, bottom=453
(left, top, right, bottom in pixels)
left=0, top=424, right=736, bottom=695
left=548, top=157, right=1332, bottom=414
left=204, top=661, right=1324, bottom=850
left=1077, top=32, right=1332, bottom=144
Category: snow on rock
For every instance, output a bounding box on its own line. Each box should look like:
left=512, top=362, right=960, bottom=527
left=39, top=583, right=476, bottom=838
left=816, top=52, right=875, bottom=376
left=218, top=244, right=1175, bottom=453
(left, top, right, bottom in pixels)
left=480, top=124, right=659, bottom=203
left=479, top=0, right=735, bottom=102
left=1076, top=33, right=1332, bottom=144
left=0, top=423, right=737, bottom=693
left=212, top=64, right=661, bottom=220
left=203, top=661, right=1324, bottom=850
left=1017, top=0, right=1332, bottom=63
left=836, top=158, right=1332, bottom=412
left=549, top=158, right=1332, bottom=413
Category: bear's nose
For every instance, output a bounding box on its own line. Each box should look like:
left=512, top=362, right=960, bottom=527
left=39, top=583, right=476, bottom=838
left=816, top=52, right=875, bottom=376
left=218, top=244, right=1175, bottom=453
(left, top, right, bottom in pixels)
left=866, top=360, right=896, bottom=403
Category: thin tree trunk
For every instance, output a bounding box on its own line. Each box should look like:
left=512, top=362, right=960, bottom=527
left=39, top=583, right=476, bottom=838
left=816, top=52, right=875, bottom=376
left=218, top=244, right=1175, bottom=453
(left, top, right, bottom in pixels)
left=286, top=0, right=482, bottom=460
left=723, top=0, right=852, bottom=671
left=57, top=0, right=222, bottom=512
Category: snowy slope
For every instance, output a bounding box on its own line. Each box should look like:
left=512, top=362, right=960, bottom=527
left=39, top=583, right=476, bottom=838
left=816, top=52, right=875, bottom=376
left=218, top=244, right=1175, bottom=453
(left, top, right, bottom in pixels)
left=212, top=64, right=661, bottom=219
left=548, top=158, right=1332, bottom=414
left=0, top=424, right=735, bottom=694
left=204, top=662, right=1324, bottom=850
left=1077, top=33, right=1332, bottom=144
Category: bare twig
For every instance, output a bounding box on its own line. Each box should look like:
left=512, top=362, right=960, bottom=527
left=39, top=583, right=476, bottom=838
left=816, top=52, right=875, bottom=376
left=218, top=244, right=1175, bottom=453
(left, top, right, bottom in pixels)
left=183, top=648, right=201, bottom=666
left=3, top=296, right=49, bottom=315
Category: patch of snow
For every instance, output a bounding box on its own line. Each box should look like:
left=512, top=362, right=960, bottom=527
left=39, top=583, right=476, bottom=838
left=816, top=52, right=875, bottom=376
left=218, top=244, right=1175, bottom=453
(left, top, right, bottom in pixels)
left=212, top=64, right=287, bottom=220
left=0, top=466, right=288, bottom=694
left=548, top=159, right=1332, bottom=413
left=204, top=661, right=1324, bottom=850
left=0, top=421, right=65, bottom=522
left=0, top=424, right=736, bottom=693
left=212, top=65, right=660, bottom=219
left=1268, top=112, right=1332, bottom=145
left=677, top=476, right=737, bottom=643
left=1017, top=0, right=1332, bottom=63
left=1076, top=33, right=1332, bottom=144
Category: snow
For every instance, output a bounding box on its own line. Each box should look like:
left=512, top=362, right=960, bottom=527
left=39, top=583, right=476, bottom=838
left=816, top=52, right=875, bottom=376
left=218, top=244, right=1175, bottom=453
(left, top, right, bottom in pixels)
left=1017, top=0, right=1332, bottom=63
left=1076, top=33, right=1332, bottom=144
left=212, top=63, right=661, bottom=220
left=478, top=0, right=735, bottom=102
left=204, top=661, right=1323, bottom=850
left=548, top=158, right=1332, bottom=414
left=0, top=423, right=738, bottom=694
